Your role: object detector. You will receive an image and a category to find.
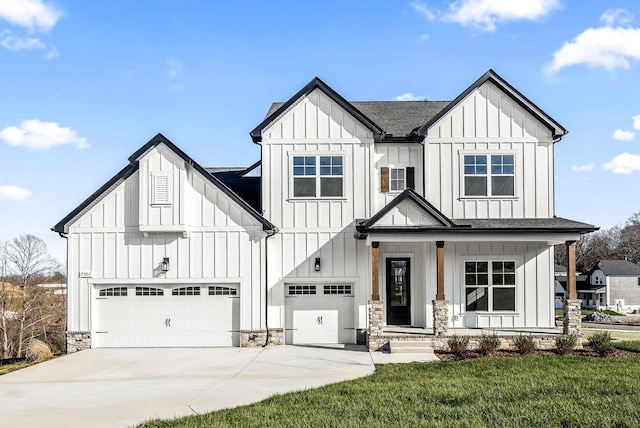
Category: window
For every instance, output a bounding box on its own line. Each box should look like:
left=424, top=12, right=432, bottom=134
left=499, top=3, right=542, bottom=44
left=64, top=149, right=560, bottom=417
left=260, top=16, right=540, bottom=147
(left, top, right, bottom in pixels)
left=208, top=286, right=237, bottom=296
left=172, top=286, right=200, bottom=296
left=135, top=287, right=164, bottom=296
left=292, top=155, right=343, bottom=197
left=465, top=261, right=515, bottom=312
left=463, top=154, right=514, bottom=197
left=152, top=174, right=172, bottom=204
left=288, top=285, right=316, bottom=295
left=323, top=284, right=352, bottom=295
left=594, top=276, right=604, bottom=285
left=390, top=168, right=405, bottom=192
left=99, top=287, right=128, bottom=297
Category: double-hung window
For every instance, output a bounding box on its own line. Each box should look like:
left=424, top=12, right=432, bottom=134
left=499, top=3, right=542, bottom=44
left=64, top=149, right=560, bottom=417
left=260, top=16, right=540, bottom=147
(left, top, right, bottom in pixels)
left=465, top=261, right=516, bottom=312
left=463, top=154, right=514, bottom=196
left=292, top=155, right=343, bottom=198
left=390, top=168, right=405, bottom=192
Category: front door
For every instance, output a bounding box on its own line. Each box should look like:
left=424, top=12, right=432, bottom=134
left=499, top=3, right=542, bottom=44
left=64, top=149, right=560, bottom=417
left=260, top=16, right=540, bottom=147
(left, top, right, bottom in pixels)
left=386, top=258, right=411, bottom=325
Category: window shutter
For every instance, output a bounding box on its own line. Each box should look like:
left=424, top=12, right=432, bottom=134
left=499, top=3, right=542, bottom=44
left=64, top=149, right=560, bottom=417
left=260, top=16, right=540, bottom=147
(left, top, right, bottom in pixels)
left=406, top=167, right=415, bottom=190
left=380, top=167, right=389, bottom=193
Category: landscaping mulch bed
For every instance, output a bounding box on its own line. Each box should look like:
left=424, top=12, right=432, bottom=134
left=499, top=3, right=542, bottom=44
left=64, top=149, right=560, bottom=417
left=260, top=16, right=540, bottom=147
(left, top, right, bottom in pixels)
left=435, top=348, right=638, bottom=362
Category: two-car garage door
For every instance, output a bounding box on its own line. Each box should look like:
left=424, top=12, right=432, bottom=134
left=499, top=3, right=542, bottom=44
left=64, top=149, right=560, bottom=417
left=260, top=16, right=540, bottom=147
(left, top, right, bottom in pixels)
left=285, top=284, right=355, bottom=345
left=93, top=285, right=239, bottom=347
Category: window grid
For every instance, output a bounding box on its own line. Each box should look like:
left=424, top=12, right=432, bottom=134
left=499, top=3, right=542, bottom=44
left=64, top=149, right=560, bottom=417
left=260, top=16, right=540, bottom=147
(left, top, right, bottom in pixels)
left=463, top=154, right=515, bottom=197
left=390, top=168, right=405, bottom=192
left=172, top=286, right=201, bottom=296
left=464, top=261, right=516, bottom=312
left=99, top=287, right=128, bottom=297
left=288, top=285, right=317, bottom=295
left=135, top=287, right=164, bottom=296
left=323, top=285, right=352, bottom=295
left=292, top=155, right=344, bottom=198
left=208, top=286, right=238, bottom=296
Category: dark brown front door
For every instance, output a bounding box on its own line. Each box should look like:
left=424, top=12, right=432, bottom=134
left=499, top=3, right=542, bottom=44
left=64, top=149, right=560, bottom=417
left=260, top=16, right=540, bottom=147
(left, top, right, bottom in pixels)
left=386, top=258, right=411, bottom=325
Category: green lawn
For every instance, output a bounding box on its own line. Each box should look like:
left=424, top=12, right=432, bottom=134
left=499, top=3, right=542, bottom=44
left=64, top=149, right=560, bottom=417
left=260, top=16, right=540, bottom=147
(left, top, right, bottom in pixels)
left=138, top=356, right=640, bottom=428
left=0, top=361, right=31, bottom=376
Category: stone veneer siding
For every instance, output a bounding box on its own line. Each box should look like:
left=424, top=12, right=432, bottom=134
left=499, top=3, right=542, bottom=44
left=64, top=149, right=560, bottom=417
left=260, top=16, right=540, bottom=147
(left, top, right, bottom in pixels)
left=433, top=300, right=449, bottom=336
left=240, top=329, right=284, bottom=347
left=66, top=331, right=91, bottom=353
left=563, top=298, right=582, bottom=337
left=367, top=300, right=385, bottom=351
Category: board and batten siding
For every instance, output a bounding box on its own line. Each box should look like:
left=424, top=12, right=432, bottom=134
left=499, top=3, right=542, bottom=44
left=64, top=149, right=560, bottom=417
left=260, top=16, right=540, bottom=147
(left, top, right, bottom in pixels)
left=260, top=88, right=376, bottom=331
left=374, top=143, right=423, bottom=213
left=424, top=81, right=555, bottom=220
left=66, top=146, right=266, bottom=334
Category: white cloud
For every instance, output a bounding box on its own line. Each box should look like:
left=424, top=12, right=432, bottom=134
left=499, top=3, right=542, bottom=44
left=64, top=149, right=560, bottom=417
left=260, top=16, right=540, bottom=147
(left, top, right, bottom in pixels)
left=571, top=163, right=594, bottom=172
left=420, top=33, right=430, bottom=41
left=601, top=8, right=633, bottom=27
left=602, top=153, right=640, bottom=174
left=412, top=0, right=561, bottom=32
left=0, top=0, right=61, bottom=32
left=613, top=129, right=636, bottom=141
left=166, top=58, right=183, bottom=79
left=0, top=185, right=31, bottom=200
left=0, top=120, right=88, bottom=150
left=546, top=26, right=640, bottom=74
left=0, top=32, right=44, bottom=51
left=633, top=115, right=640, bottom=131
left=394, top=93, right=423, bottom=101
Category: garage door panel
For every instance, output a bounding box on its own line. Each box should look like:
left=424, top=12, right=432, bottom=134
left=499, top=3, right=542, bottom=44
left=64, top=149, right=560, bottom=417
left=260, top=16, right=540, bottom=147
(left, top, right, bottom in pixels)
left=285, top=285, right=355, bottom=345
left=93, top=286, right=239, bottom=347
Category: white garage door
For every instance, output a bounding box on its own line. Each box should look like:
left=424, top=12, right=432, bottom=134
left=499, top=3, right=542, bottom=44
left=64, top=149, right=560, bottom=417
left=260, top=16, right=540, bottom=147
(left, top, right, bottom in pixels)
left=285, top=284, right=355, bottom=345
left=93, top=285, right=239, bottom=347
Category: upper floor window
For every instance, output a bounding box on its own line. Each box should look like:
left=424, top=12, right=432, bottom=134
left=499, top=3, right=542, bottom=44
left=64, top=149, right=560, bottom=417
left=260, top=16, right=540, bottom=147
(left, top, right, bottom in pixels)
left=380, top=167, right=414, bottom=193
left=292, top=155, right=343, bottom=198
left=463, top=154, right=514, bottom=197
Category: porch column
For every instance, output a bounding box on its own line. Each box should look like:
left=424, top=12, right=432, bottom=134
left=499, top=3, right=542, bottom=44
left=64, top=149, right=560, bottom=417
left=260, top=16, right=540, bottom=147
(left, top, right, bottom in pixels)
left=563, top=241, right=581, bottom=338
left=368, top=242, right=384, bottom=350
left=433, top=241, right=449, bottom=336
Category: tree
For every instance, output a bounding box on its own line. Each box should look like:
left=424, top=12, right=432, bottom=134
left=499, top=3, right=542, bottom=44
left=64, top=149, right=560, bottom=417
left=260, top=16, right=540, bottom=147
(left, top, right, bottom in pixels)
left=3, top=235, right=61, bottom=358
left=618, top=212, right=640, bottom=264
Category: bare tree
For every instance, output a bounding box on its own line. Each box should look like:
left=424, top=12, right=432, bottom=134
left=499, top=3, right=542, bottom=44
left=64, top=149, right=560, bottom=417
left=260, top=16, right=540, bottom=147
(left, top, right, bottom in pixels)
left=618, top=212, right=640, bottom=264
left=4, top=235, right=59, bottom=357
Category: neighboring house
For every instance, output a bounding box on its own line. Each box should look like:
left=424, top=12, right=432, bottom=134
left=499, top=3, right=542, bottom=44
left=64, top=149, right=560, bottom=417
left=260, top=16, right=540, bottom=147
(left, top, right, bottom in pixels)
left=578, top=260, right=640, bottom=311
left=554, top=264, right=567, bottom=309
left=53, top=69, right=596, bottom=352
left=36, top=283, right=67, bottom=295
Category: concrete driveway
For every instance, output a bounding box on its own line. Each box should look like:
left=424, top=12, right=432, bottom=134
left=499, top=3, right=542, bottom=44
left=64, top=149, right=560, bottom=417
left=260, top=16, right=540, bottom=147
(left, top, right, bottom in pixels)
left=0, top=346, right=378, bottom=427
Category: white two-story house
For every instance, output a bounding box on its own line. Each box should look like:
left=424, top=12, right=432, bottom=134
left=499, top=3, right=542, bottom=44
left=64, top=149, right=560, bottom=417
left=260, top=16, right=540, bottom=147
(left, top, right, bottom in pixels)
left=53, top=70, right=596, bottom=352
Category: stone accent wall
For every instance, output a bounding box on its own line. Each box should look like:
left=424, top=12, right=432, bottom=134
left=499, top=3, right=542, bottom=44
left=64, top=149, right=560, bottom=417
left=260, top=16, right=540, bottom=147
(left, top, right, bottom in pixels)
left=240, top=329, right=284, bottom=347
left=367, top=300, right=385, bottom=351
left=432, top=300, right=449, bottom=336
left=431, top=335, right=559, bottom=351
left=563, top=298, right=582, bottom=337
left=66, top=331, right=91, bottom=353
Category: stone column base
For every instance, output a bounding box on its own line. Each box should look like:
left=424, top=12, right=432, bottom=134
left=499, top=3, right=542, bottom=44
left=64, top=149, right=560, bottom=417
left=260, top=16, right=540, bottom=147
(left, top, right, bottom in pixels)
left=432, top=300, right=449, bottom=336
left=368, top=300, right=384, bottom=351
left=240, top=329, right=284, bottom=347
left=66, top=331, right=91, bottom=353
left=563, top=299, right=582, bottom=337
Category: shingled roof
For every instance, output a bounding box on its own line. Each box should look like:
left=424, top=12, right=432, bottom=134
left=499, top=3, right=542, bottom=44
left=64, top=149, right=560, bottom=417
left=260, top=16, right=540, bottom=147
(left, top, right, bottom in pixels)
left=593, top=260, right=640, bottom=276
left=266, top=100, right=451, bottom=138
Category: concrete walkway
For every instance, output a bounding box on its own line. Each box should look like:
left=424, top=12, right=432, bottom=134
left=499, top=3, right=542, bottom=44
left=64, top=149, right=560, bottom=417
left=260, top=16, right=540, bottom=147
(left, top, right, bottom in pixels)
left=0, top=346, right=437, bottom=428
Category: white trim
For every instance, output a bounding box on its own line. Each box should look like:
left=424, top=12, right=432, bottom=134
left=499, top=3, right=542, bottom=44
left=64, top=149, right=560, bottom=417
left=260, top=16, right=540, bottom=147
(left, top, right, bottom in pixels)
left=288, top=151, right=349, bottom=200
left=90, top=278, right=243, bottom=285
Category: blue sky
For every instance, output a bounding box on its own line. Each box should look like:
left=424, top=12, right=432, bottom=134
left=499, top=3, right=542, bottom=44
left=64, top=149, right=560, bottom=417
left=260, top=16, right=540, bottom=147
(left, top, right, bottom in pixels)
left=1, top=0, right=640, bottom=263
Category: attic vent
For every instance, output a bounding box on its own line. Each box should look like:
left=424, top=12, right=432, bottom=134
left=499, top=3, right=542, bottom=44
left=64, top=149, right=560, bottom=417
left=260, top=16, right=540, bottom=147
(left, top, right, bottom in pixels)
left=152, top=174, right=171, bottom=204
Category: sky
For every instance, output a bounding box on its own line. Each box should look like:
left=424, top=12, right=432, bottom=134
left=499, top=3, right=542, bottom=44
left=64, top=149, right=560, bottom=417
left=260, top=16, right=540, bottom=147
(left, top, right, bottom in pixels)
left=1, top=0, right=640, bottom=264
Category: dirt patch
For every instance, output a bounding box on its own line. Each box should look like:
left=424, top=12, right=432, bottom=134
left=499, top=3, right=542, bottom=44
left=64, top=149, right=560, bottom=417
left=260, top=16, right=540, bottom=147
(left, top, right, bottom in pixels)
left=435, top=348, right=638, bottom=362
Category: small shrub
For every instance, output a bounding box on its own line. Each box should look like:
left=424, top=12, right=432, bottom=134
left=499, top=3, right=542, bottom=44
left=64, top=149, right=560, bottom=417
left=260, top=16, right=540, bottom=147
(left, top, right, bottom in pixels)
left=25, top=339, right=53, bottom=362
left=513, top=335, right=537, bottom=355
left=478, top=333, right=501, bottom=356
left=587, top=331, right=614, bottom=357
left=447, top=335, right=470, bottom=359
left=554, top=334, right=578, bottom=355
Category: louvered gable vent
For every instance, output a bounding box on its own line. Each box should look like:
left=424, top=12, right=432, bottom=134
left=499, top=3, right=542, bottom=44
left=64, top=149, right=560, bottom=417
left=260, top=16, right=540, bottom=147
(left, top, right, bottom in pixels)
left=153, top=175, right=170, bottom=204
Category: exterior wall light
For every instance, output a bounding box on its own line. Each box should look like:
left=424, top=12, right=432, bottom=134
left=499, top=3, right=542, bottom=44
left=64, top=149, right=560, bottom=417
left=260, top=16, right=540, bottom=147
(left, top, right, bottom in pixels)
left=161, top=257, right=170, bottom=272
left=314, top=257, right=321, bottom=272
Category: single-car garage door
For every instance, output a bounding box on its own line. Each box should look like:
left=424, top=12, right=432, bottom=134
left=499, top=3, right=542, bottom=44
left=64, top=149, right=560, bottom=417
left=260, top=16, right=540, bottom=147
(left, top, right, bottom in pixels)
left=285, top=284, right=355, bottom=345
left=93, top=285, right=239, bottom=347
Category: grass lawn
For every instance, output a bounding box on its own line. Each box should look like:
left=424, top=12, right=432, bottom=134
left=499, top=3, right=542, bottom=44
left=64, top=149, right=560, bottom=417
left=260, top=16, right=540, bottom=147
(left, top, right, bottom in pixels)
left=138, top=356, right=640, bottom=428
left=0, top=361, right=31, bottom=376
left=614, top=341, right=640, bottom=352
